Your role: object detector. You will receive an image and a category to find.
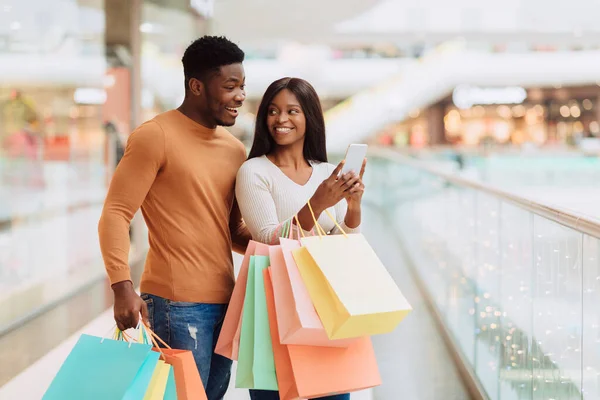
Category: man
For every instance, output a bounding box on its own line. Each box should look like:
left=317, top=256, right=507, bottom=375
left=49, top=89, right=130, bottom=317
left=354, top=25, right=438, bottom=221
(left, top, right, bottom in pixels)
left=98, top=36, right=251, bottom=399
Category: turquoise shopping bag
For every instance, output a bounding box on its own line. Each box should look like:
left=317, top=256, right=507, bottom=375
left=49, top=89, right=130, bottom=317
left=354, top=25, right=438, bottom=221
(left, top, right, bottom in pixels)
left=236, top=255, right=278, bottom=390
left=43, top=334, right=160, bottom=400
left=164, top=368, right=178, bottom=400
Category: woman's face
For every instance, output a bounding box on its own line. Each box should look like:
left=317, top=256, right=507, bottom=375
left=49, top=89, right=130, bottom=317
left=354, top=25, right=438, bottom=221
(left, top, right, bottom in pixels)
left=267, top=89, right=306, bottom=148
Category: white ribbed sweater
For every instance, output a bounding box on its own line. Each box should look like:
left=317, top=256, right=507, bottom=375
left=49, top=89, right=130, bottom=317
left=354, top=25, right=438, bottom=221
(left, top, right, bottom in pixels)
left=235, top=155, right=360, bottom=245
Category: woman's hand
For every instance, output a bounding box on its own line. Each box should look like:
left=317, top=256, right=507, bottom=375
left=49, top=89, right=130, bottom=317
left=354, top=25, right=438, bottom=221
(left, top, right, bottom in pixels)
left=345, top=158, right=367, bottom=209
left=310, top=161, right=360, bottom=213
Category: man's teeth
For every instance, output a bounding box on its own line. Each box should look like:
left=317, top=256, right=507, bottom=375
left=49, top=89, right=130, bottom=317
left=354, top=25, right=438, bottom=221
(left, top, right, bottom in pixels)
left=226, top=107, right=237, bottom=112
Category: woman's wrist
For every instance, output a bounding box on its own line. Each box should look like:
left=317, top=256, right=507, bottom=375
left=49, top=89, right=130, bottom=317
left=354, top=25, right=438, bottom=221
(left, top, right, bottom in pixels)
left=308, top=196, right=326, bottom=216
left=344, top=206, right=361, bottom=229
left=347, top=200, right=362, bottom=212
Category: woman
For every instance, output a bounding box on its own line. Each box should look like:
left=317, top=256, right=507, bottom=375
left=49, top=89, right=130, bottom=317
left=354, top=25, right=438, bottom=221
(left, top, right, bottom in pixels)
left=235, top=77, right=366, bottom=400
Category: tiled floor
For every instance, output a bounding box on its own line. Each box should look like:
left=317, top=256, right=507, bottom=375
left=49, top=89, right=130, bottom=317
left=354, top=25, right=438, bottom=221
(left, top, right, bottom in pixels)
left=0, top=206, right=471, bottom=399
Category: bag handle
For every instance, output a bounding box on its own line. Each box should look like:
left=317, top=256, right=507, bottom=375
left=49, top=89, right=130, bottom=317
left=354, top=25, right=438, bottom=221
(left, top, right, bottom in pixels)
left=306, top=200, right=348, bottom=238
left=141, top=321, right=172, bottom=350
left=292, top=215, right=306, bottom=239
left=270, top=220, right=286, bottom=245
left=306, top=200, right=327, bottom=237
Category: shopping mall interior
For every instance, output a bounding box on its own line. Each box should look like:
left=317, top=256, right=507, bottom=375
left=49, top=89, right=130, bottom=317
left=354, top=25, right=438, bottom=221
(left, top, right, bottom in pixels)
left=1, top=0, right=600, bottom=399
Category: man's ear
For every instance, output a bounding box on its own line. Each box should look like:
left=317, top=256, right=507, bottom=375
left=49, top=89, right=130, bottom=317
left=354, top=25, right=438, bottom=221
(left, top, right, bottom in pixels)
left=188, top=78, right=204, bottom=96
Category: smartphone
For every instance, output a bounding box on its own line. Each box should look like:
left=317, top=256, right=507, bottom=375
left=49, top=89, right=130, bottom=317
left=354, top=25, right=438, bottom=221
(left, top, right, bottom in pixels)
left=341, top=144, right=368, bottom=175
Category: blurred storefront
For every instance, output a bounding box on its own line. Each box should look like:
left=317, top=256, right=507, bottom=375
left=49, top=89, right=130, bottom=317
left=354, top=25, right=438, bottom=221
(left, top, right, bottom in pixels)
left=0, top=0, right=106, bottom=179
left=377, top=85, right=600, bottom=148
left=140, top=0, right=206, bottom=121
left=0, top=0, right=208, bottom=333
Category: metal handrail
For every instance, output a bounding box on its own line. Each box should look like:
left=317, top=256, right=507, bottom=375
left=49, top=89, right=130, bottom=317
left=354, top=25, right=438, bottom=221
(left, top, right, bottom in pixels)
left=371, top=147, right=600, bottom=239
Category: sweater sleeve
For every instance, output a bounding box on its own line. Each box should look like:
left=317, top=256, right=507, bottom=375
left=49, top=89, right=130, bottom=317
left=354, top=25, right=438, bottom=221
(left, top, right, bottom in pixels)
left=98, top=120, right=166, bottom=284
left=235, top=162, right=288, bottom=245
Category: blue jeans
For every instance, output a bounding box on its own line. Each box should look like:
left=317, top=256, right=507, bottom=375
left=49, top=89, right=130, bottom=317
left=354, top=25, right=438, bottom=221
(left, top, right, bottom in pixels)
left=249, top=390, right=350, bottom=400
left=141, top=293, right=232, bottom=400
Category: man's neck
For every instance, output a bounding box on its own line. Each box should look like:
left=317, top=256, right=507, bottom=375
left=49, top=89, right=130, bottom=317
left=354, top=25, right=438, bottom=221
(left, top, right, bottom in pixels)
left=177, top=102, right=216, bottom=129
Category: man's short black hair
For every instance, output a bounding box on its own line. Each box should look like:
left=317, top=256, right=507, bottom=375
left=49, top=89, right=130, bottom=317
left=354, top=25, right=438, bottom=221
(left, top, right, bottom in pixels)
left=182, top=36, right=244, bottom=88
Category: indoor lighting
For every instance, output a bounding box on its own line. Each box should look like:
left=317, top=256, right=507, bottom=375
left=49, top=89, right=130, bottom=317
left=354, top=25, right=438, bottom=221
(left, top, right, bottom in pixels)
left=409, top=109, right=420, bottom=119
left=497, top=105, right=512, bottom=119
left=191, top=0, right=215, bottom=18
left=533, top=104, right=545, bottom=116
left=140, top=23, right=153, bottom=33
left=571, top=105, right=581, bottom=118
left=583, top=99, right=593, bottom=110
left=74, top=88, right=107, bottom=105
left=473, top=106, right=486, bottom=118
left=512, top=105, right=526, bottom=118
left=453, top=85, right=527, bottom=109
left=560, top=105, right=570, bottom=118
left=590, top=121, right=600, bottom=134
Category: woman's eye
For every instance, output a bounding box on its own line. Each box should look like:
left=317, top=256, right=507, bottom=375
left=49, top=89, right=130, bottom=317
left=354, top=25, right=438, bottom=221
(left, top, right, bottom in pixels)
left=290, top=109, right=299, bottom=114
left=268, top=109, right=277, bottom=115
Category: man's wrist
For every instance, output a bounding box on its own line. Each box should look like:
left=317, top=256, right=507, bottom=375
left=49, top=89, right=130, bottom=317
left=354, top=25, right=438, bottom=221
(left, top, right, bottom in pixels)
left=112, top=280, right=134, bottom=294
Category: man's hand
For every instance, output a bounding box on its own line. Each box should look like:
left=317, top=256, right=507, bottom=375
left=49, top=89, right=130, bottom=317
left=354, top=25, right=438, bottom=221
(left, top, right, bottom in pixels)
left=112, top=281, right=148, bottom=331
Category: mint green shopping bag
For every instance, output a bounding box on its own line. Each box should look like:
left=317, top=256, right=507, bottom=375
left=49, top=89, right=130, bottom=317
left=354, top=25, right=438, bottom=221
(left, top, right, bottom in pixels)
left=43, top=334, right=160, bottom=399
left=236, top=255, right=278, bottom=390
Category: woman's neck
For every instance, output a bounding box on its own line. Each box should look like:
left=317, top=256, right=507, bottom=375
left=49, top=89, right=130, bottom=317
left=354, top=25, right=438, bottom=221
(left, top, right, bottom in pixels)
left=268, top=144, right=309, bottom=170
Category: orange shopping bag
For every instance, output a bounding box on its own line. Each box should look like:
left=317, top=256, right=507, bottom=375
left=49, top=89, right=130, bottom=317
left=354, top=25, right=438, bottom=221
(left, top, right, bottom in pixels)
left=215, top=240, right=270, bottom=360
left=272, top=240, right=356, bottom=347
left=145, top=324, right=208, bottom=400
left=264, top=268, right=381, bottom=400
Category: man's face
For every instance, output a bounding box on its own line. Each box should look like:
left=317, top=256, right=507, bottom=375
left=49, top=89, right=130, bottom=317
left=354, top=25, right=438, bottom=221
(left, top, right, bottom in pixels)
left=203, top=63, right=246, bottom=127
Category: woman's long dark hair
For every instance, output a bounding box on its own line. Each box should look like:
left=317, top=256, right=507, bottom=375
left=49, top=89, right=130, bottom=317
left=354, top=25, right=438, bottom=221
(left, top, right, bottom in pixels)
left=247, top=77, right=327, bottom=163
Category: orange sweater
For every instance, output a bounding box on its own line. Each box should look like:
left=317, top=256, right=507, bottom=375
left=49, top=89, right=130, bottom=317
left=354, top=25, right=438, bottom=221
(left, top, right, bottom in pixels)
left=98, top=110, right=249, bottom=303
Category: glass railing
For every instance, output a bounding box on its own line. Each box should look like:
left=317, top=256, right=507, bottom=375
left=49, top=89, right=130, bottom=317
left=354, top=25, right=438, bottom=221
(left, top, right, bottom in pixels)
left=366, top=147, right=600, bottom=400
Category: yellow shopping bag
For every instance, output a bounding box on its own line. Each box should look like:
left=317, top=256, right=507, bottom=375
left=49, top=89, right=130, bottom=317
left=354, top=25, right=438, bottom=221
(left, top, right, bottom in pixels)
left=292, top=204, right=412, bottom=340
left=143, top=360, right=171, bottom=400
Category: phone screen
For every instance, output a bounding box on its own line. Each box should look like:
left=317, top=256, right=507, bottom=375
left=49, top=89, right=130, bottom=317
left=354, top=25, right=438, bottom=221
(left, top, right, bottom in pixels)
left=342, top=144, right=368, bottom=175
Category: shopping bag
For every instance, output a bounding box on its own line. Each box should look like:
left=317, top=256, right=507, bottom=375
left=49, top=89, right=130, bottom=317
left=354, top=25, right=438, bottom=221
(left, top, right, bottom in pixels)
left=162, top=349, right=206, bottom=400
left=43, top=334, right=160, bottom=400
left=236, top=255, right=278, bottom=390
left=293, top=207, right=412, bottom=340
left=144, top=324, right=207, bottom=400
left=264, top=268, right=381, bottom=399
left=215, top=240, right=270, bottom=360
left=143, top=360, right=171, bottom=400
left=164, top=368, right=178, bottom=400
left=273, top=239, right=356, bottom=347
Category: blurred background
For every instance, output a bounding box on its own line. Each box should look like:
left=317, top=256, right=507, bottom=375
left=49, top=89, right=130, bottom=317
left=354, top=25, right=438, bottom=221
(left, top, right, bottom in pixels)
left=0, top=1, right=599, bottom=399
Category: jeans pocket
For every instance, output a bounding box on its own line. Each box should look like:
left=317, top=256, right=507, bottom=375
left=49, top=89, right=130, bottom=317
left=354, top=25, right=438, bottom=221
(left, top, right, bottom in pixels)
left=142, top=296, right=154, bottom=329
left=169, top=301, right=198, bottom=308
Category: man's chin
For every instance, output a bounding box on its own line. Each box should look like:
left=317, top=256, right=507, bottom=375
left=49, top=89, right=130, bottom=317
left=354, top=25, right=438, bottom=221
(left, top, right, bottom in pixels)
left=215, top=117, right=236, bottom=127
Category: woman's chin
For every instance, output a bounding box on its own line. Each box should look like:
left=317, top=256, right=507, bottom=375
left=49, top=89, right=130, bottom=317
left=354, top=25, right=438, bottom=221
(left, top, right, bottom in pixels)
left=272, top=138, right=294, bottom=147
